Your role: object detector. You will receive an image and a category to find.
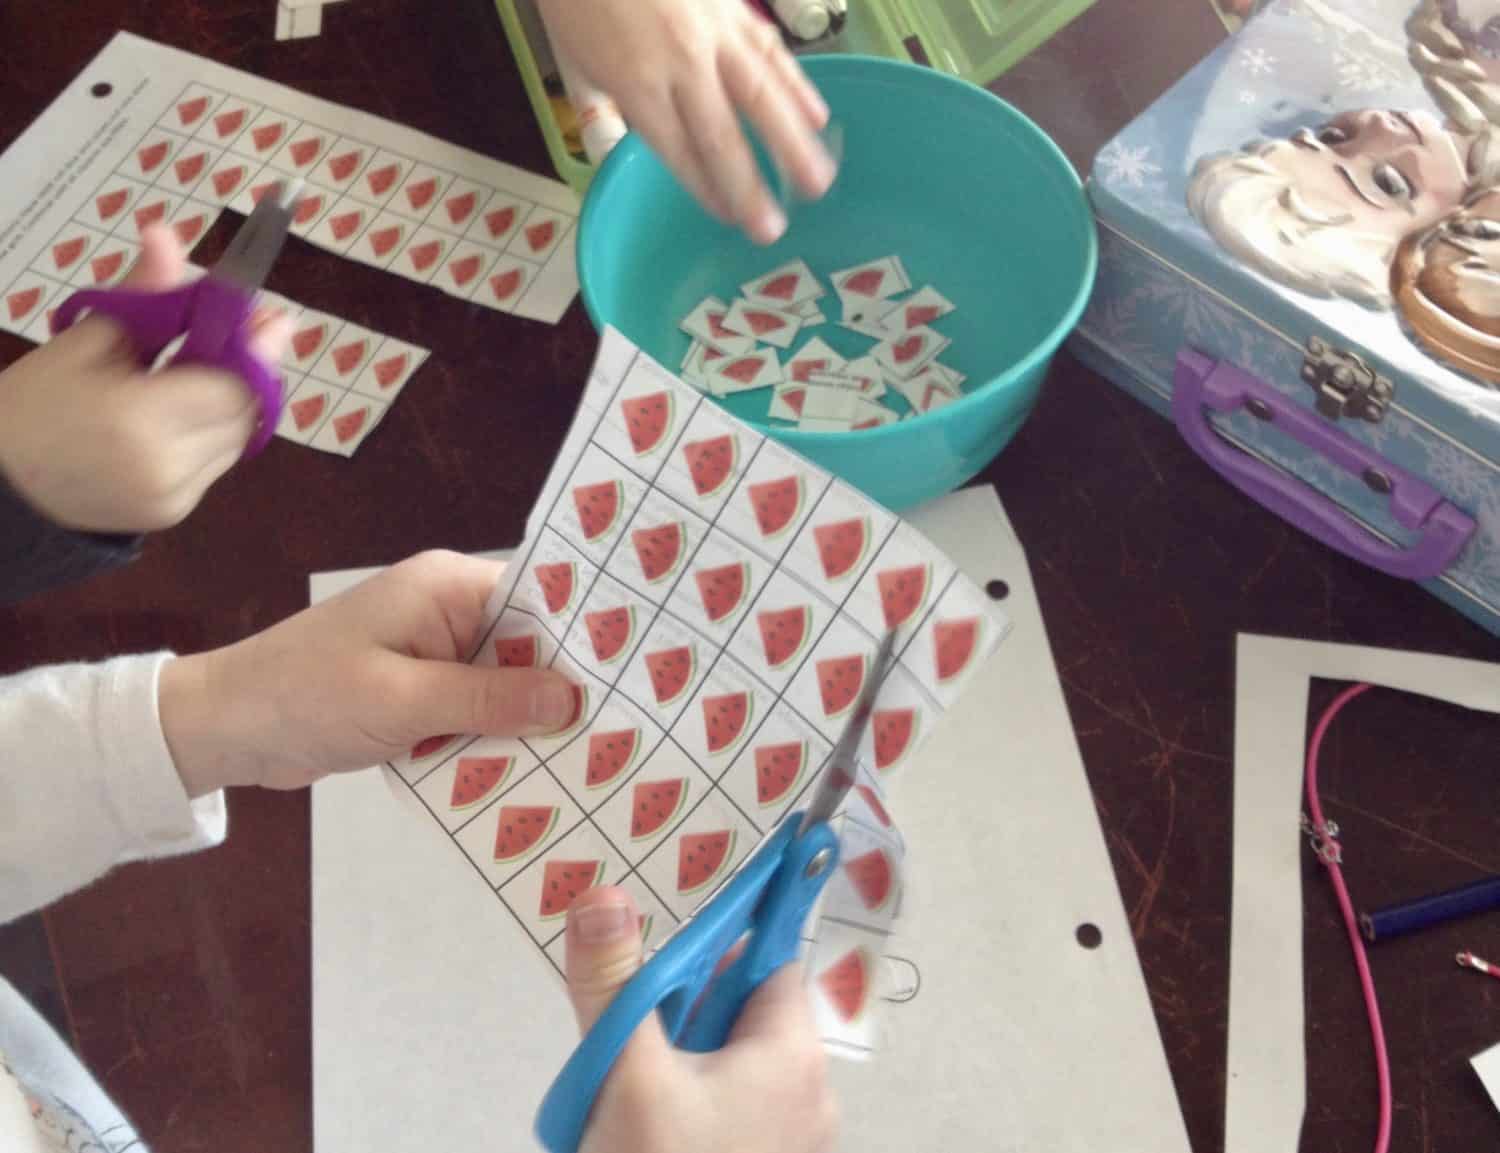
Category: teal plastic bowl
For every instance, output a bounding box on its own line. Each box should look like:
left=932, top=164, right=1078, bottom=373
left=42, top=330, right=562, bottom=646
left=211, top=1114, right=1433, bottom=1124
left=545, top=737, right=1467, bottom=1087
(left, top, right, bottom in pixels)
left=576, top=55, right=1097, bottom=511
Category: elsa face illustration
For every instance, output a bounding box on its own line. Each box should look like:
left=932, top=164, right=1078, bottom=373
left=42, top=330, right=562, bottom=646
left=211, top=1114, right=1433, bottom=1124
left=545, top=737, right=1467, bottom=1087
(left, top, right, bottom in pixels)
left=1188, top=108, right=1475, bottom=306
left=1393, top=185, right=1500, bottom=386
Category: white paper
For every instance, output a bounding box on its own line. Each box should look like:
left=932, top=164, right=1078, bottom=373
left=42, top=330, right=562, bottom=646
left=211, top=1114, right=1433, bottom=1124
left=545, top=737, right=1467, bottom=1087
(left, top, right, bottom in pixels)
left=0, top=32, right=579, bottom=327
left=1227, top=635, right=1500, bottom=1153
left=1472, top=1041, right=1500, bottom=1115
left=311, top=485, right=1191, bottom=1153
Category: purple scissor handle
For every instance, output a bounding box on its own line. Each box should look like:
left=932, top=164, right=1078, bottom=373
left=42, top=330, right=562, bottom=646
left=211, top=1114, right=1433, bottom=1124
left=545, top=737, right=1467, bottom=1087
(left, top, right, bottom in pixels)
left=50, top=180, right=301, bottom=459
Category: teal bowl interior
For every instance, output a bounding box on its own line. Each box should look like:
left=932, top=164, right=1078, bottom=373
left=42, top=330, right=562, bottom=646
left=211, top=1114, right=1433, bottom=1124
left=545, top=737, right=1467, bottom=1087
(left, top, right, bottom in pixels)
left=577, top=55, right=1097, bottom=511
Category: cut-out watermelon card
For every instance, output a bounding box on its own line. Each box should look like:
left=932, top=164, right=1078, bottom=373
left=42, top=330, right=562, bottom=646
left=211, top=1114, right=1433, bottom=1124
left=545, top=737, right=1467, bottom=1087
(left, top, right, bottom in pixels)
left=653, top=403, right=753, bottom=520
left=453, top=763, right=581, bottom=890
left=635, top=790, right=756, bottom=919
left=273, top=376, right=334, bottom=445
left=390, top=225, right=451, bottom=286
left=350, top=337, right=428, bottom=401
left=554, top=446, right=649, bottom=565
left=563, top=573, right=654, bottom=682
left=411, top=737, right=537, bottom=832
left=666, top=530, right=768, bottom=644
left=507, top=204, right=569, bottom=262
left=782, top=480, right=898, bottom=595
left=608, top=488, right=710, bottom=606
left=614, top=613, right=709, bottom=728
left=592, top=740, right=708, bottom=864
left=428, top=177, right=489, bottom=237
left=432, top=238, right=499, bottom=300
left=390, top=164, right=451, bottom=223
left=471, top=253, right=536, bottom=313
left=544, top=693, right=664, bottom=807
left=850, top=662, right=935, bottom=783
left=584, top=355, right=696, bottom=483
left=309, top=391, right=388, bottom=457
left=820, top=815, right=903, bottom=932
left=727, top=567, right=837, bottom=692
left=808, top=921, right=886, bottom=1058
left=499, top=821, right=627, bottom=945
left=465, top=190, right=527, bottom=247
left=671, top=653, right=770, bottom=767
left=282, top=308, right=342, bottom=370
left=716, top=703, right=832, bottom=834
left=309, top=322, right=380, bottom=386
left=907, top=578, right=993, bottom=707
left=717, top=439, right=829, bottom=565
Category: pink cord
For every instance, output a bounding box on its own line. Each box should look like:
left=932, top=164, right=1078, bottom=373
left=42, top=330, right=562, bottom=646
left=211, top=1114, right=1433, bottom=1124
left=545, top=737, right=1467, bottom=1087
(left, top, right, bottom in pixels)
left=1304, top=682, right=1390, bottom=1153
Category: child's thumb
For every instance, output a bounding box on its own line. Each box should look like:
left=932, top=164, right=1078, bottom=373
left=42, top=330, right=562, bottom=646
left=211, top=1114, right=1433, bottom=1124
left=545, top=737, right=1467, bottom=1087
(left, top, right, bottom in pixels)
left=564, top=887, right=648, bottom=1034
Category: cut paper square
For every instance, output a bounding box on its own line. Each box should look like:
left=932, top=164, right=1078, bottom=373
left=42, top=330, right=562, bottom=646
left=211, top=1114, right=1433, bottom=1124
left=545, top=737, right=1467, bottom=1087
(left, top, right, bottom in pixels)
left=390, top=225, right=452, bottom=285
left=467, top=192, right=527, bottom=246
left=434, top=240, right=499, bottom=299
left=508, top=205, right=569, bottom=262
left=808, top=921, right=885, bottom=1058
left=453, top=765, right=581, bottom=890
left=308, top=390, right=387, bottom=457
left=432, top=179, right=489, bottom=236
left=283, top=309, right=343, bottom=372
left=472, top=254, right=535, bottom=311
left=274, top=375, right=339, bottom=445
left=499, top=821, right=628, bottom=946
left=390, top=165, right=451, bottom=222
left=592, top=740, right=710, bottom=865
left=351, top=338, right=426, bottom=401
left=309, top=322, right=379, bottom=386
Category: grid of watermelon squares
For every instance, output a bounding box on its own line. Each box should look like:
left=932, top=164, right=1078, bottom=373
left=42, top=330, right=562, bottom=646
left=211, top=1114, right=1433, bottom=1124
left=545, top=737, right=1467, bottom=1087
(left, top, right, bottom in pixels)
left=0, top=75, right=573, bottom=454
left=384, top=327, right=1009, bottom=1055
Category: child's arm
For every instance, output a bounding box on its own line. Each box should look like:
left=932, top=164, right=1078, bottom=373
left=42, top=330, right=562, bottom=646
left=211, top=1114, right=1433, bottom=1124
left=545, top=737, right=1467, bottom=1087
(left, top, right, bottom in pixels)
left=0, top=551, right=574, bottom=924
left=534, top=0, right=836, bottom=245
left=0, top=225, right=289, bottom=605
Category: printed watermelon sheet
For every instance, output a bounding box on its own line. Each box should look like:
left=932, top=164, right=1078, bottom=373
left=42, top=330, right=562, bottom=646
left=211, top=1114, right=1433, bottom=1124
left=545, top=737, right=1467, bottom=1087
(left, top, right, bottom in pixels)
left=384, top=327, right=1009, bottom=1056
left=0, top=33, right=580, bottom=455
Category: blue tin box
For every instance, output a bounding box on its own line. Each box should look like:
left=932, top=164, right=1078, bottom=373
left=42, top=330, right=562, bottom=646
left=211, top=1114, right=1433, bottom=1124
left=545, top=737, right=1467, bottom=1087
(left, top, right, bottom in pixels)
left=1073, top=0, right=1500, bottom=636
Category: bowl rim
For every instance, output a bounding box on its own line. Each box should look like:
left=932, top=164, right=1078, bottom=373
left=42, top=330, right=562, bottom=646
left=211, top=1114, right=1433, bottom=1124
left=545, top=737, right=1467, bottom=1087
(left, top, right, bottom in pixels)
left=577, top=52, right=1100, bottom=443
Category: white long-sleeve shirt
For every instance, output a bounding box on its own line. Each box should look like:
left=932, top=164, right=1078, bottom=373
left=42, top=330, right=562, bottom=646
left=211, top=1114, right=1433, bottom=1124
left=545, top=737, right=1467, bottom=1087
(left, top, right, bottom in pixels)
left=0, top=653, right=225, bottom=1153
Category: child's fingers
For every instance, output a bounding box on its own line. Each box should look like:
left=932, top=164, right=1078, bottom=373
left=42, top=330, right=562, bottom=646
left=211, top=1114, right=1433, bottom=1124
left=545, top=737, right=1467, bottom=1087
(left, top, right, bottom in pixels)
left=248, top=305, right=295, bottom=362
left=723, top=27, right=835, bottom=207
left=770, top=41, right=830, bottom=130
left=674, top=70, right=774, bottom=238
left=630, top=92, right=734, bottom=224
left=122, top=224, right=189, bottom=290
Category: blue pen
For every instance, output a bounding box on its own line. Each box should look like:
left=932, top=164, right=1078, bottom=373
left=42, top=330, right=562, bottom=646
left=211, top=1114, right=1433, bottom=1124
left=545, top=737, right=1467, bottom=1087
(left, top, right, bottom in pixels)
left=534, top=631, right=898, bottom=1153
left=1359, top=874, right=1500, bottom=943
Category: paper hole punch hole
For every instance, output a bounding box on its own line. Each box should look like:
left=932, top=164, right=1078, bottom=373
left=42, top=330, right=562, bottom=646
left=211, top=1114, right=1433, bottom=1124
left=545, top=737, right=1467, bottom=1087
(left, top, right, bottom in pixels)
left=985, top=579, right=1009, bottom=601
left=90, top=82, right=113, bottom=98
left=1075, top=923, right=1103, bottom=950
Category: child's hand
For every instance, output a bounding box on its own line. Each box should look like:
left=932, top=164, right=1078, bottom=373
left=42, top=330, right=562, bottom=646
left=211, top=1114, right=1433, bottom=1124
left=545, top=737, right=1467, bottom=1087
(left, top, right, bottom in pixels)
left=158, top=551, right=579, bottom=797
left=566, top=887, right=838, bottom=1153
left=536, top=0, right=835, bottom=245
left=0, top=224, right=291, bottom=534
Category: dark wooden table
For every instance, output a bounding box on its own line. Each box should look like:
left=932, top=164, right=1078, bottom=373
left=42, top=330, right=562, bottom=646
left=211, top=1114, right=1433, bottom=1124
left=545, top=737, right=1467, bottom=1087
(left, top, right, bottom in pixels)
left=1, top=1, right=1496, bottom=1150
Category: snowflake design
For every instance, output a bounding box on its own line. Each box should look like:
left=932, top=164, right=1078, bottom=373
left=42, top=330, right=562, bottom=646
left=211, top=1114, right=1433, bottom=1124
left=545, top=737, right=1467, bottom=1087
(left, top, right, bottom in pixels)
left=1239, top=47, right=1277, bottom=76
left=1423, top=438, right=1495, bottom=505
left=1335, top=46, right=1404, bottom=92
left=1096, top=141, right=1161, bottom=189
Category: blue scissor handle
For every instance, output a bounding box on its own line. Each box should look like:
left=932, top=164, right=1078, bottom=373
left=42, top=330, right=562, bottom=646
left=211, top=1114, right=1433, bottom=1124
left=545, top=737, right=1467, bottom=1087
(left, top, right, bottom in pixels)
left=534, top=813, right=839, bottom=1153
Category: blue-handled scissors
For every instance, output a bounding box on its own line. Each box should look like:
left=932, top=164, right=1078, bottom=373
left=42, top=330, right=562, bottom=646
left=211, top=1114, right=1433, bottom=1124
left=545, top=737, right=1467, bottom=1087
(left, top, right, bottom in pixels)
left=49, top=179, right=302, bottom=458
left=534, top=630, right=898, bottom=1153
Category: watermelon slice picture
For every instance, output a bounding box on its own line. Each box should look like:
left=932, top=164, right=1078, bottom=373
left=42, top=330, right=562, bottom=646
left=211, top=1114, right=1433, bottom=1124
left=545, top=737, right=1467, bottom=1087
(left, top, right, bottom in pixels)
left=645, top=646, right=694, bottom=706
left=586, top=728, right=640, bottom=789
left=585, top=605, right=635, bottom=664
left=872, top=708, right=917, bottom=772
left=855, top=784, right=893, bottom=827
left=573, top=480, right=623, bottom=542
left=755, top=741, right=807, bottom=807
left=492, top=804, right=558, bottom=863
left=816, top=655, right=867, bottom=720
left=631, top=778, right=688, bottom=840
left=539, top=859, right=604, bottom=920
left=682, top=435, right=736, bottom=498
left=694, top=563, right=748, bottom=624
left=631, top=522, right=684, bottom=584
left=621, top=391, right=673, bottom=456
left=747, top=476, right=803, bottom=539
left=877, top=565, right=930, bottom=630
left=844, top=849, right=894, bottom=912
left=678, top=829, right=736, bottom=894
left=757, top=606, right=810, bottom=670
left=934, top=617, right=981, bottom=684
left=494, top=635, right=539, bottom=668
left=449, top=756, right=513, bottom=811
left=702, top=692, right=752, bottom=755
left=534, top=562, right=576, bottom=616
left=410, top=734, right=456, bottom=761
left=819, top=947, right=871, bottom=1023
left=813, top=518, right=870, bottom=581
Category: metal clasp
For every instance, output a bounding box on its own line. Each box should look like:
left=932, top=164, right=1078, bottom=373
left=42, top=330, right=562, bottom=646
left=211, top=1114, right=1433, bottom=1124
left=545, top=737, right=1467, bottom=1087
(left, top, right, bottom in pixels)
left=1301, top=812, right=1343, bottom=865
left=1301, top=337, right=1394, bottom=424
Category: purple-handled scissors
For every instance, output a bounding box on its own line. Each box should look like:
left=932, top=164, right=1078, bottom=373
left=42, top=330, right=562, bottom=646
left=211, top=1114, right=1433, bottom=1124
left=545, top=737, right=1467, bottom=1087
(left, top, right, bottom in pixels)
left=50, top=179, right=302, bottom=458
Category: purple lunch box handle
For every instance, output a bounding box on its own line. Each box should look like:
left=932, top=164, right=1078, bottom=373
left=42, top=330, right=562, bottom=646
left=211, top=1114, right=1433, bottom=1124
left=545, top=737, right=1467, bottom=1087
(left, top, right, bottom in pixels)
left=1172, top=348, right=1476, bottom=581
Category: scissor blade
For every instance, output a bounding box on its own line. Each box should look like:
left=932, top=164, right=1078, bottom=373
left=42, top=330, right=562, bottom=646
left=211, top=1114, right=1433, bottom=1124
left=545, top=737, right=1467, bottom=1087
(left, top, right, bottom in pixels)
left=798, top=630, right=897, bottom=832
left=212, top=177, right=301, bottom=290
